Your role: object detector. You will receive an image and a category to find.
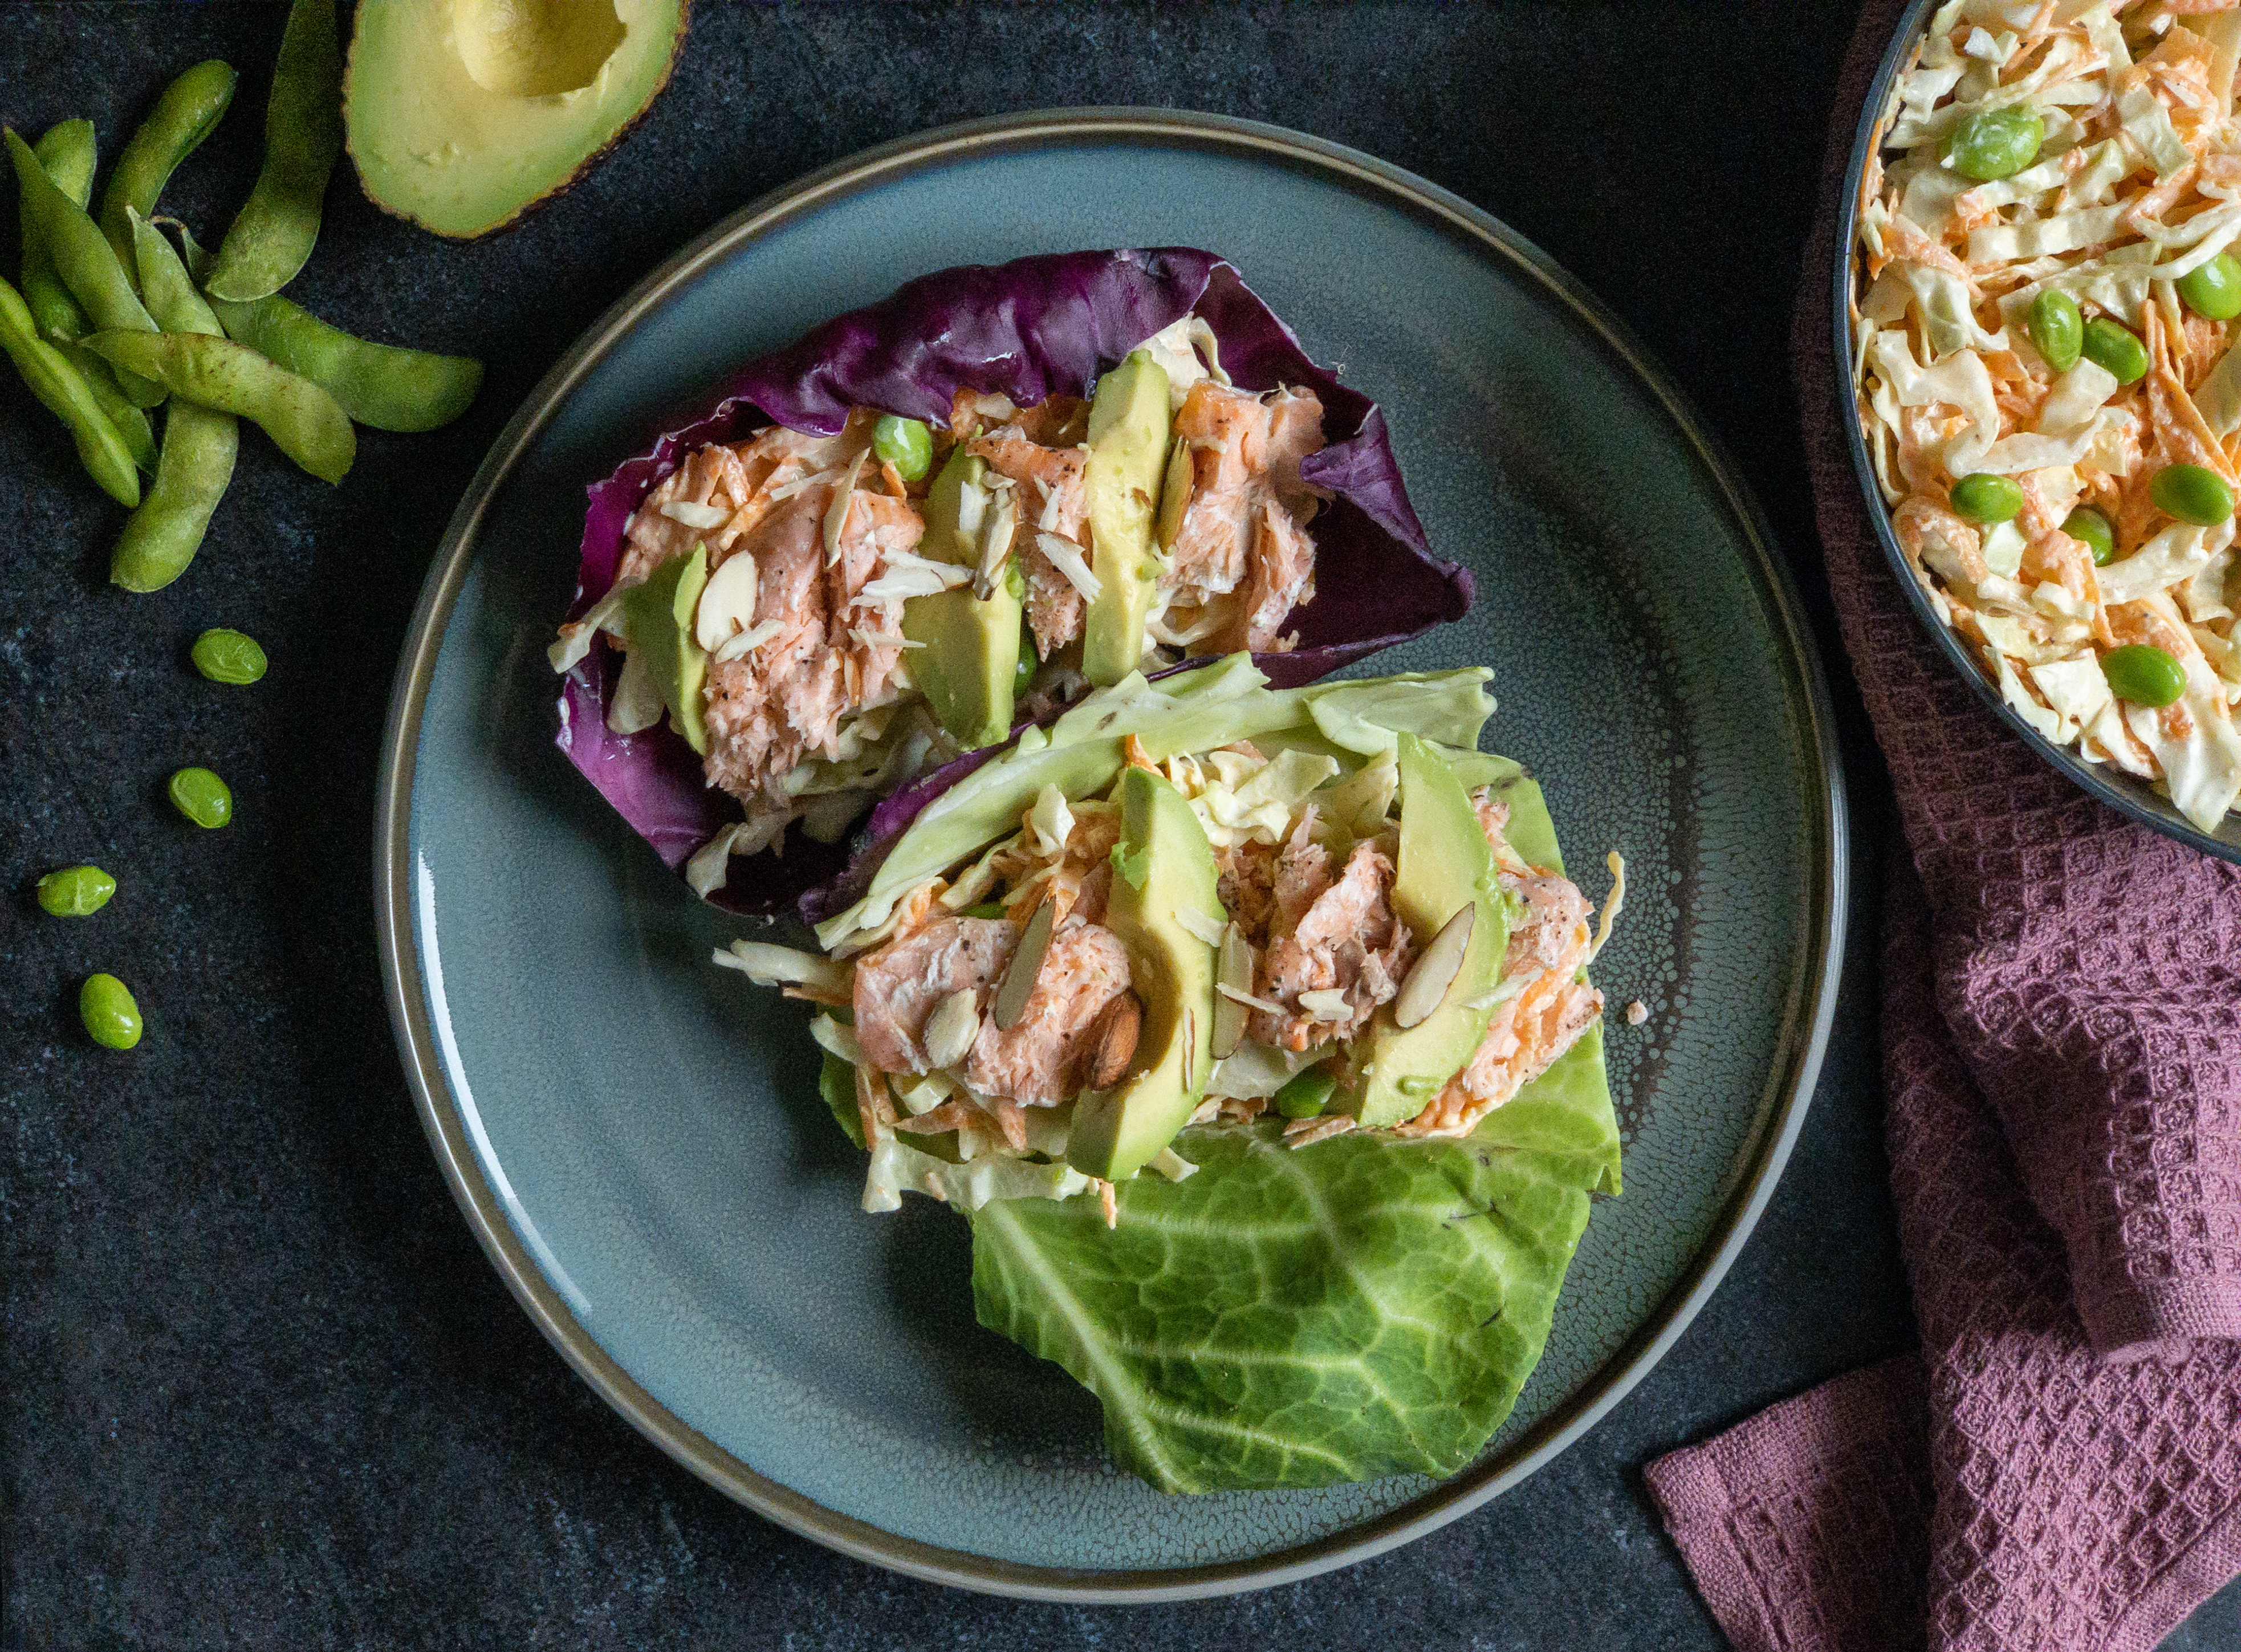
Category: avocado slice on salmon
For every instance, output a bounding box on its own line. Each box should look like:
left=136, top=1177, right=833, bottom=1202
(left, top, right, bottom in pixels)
left=1065, top=764, right=1222, bottom=1181
left=901, top=446, right=1024, bottom=750
left=1081, top=349, right=1173, bottom=686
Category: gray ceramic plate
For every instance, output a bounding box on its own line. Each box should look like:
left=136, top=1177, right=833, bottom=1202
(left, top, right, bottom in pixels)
left=1836, top=0, right=2241, bottom=865
left=376, top=110, right=1846, bottom=1600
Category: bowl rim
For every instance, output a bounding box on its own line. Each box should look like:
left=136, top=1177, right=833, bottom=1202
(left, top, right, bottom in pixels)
left=373, top=105, right=1850, bottom=1601
left=1833, top=0, right=2241, bottom=865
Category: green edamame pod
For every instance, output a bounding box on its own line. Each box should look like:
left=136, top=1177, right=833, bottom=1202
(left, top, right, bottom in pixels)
left=205, top=287, right=482, bottom=432
left=204, top=0, right=341, bottom=303
left=82, top=328, right=353, bottom=484
left=5, top=128, right=165, bottom=406
left=0, top=275, right=141, bottom=507
left=112, top=214, right=239, bottom=591
left=21, top=119, right=96, bottom=343
left=63, top=341, right=158, bottom=471
left=97, top=60, right=238, bottom=272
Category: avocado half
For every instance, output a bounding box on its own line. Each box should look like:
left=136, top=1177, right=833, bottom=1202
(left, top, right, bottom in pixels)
left=344, top=0, right=688, bottom=239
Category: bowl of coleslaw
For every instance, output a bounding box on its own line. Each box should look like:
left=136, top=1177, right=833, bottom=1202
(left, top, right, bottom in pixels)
left=1840, top=0, right=2241, bottom=862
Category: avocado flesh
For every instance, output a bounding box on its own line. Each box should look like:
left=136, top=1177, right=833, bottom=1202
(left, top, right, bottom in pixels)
left=1351, top=733, right=1512, bottom=1128
left=1081, top=350, right=1173, bottom=686
left=622, top=542, right=711, bottom=754
left=344, top=0, right=687, bottom=239
left=1066, top=767, right=1222, bottom=1181
left=901, top=447, right=1023, bottom=750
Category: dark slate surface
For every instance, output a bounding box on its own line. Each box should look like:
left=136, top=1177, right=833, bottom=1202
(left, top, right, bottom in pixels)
left=3, top=3, right=2236, bottom=1647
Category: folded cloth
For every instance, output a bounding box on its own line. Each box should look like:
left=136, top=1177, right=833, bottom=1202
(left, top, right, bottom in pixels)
left=1644, top=0, right=2241, bottom=1643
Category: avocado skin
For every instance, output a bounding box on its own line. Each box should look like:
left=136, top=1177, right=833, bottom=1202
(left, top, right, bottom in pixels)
left=1081, top=350, right=1173, bottom=686
left=1065, top=766, right=1222, bottom=1181
left=624, top=542, right=711, bottom=754
left=902, top=447, right=1023, bottom=750
left=1351, top=733, right=1511, bottom=1128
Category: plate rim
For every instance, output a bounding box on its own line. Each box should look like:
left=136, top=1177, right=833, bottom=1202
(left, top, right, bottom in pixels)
left=373, top=105, right=1850, bottom=1602
left=1833, top=0, right=2241, bottom=865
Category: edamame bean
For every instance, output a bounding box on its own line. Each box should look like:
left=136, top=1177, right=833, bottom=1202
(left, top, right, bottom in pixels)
left=204, top=0, right=341, bottom=303
left=79, top=973, right=143, bottom=1049
left=192, top=628, right=267, bottom=683
left=1014, top=629, right=1040, bottom=694
left=1274, top=1066, right=1337, bottom=1120
left=169, top=766, right=233, bottom=828
left=82, top=328, right=353, bottom=484
left=1949, top=472, right=2024, bottom=523
left=2081, top=317, right=2149, bottom=385
left=2151, top=463, right=2235, bottom=526
left=1944, top=105, right=2043, bottom=181
left=2101, top=643, right=2187, bottom=707
left=2061, top=506, right=2116, bottom=566
left=2028, top=288, right=2083, bottom=372
left=111, top=214, right=239, bottom=592
left=20, top=119, right=96, bottom=343
left=5, top=128, right=166, bottom=406
left=36, top=864, right=116, bottom=916
left=873, top=414, right=933, bottom=482
left=0, top=276, right=141, bottom=507
left=204, top=284, right=482, bottom=432
left=962, top=902, right=1008, bottom=920
left=97, top=60, right=238, bottom=272
left=2179, top=251, right=2241, bottom=322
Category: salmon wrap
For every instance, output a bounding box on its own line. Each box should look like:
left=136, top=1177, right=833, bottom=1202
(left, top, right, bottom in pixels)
left=551, top=249, right=1471, bottom=918
left=715, top=656, right=1622, bottom=1492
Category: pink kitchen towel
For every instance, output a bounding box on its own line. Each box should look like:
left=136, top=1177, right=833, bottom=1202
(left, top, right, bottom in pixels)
left=1642, top=0, right=2241, bottom=1645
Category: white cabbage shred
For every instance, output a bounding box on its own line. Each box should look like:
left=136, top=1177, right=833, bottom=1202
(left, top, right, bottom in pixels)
left=1854, top=1, right=2241, bottom=829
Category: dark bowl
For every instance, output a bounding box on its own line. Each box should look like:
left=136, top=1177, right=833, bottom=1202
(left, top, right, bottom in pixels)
left=1833, top=0, right=2241, bottom=865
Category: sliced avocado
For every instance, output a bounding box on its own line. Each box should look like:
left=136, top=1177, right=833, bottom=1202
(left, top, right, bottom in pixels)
left=621, top=542, right=711, bottom=754
left=902, top=446, right=1023, bottom=749
left=1351, top=734, right=1512, bottom=1128
left=1081, top=349, right=1173, bottom=686
left=344, top=0, right=687, bottom=240
left=1066, top=766, right=1222, bottom=1181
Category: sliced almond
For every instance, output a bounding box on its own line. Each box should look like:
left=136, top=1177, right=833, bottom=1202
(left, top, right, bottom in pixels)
left=1211, top=923, right=1254, bottom=1060
left=1393, top=902, right=1475, bottom=1030
left=1181, top=1004, right=1199, bottom=1092
left=921, top=987, right=982, bottom=1070
left=993, top=898, right=1056, bottom=1031
left=1087, top=992, right=1144, bottom=1089
left=821, top=447, right=869, bottom=565
left=694, top=549, right=759, bottom=651
left=973, top=490, right=1019, bottom=600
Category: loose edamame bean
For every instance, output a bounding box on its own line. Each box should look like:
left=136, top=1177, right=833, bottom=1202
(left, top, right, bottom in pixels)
left=83, top=328, right=352, bottom=485
left=5, top=128, right=166, bottom=406
left=204, top=0, right=341, bottom=303
left=1945, top=105, right=2043, bottom=181
left=0, top=276, right=141, bottom=507
left=1949, top=472, right=2024, bottom=523
left=2081, top=317, right=2149, bottom=385
left=2151, top=463, right=2235, bottom=526
left=36, top=864, right=116, bottom=916
left=873, top=414, right=933, bottom=482
left=2061, top=506, right=2116, bottom=565
left=2101, top=643, right=2187, bottom=708
left=2179, top=251, right=2241, bottom=322
left=97, top=60, right=238, bottom=271
left=203, top=283, right=482, bottom=432
left=192, top=628, right=267, bottom=683
left=111, top=213, right=240, bottom=592
left=1014, top=629, right=1040, bottom=694
left=19, top=119, right=96, bottom=342
left=1274, top=1066, right=1337, bottom=1120
left=79, top=973, right=143, bottom=1049
left=169, top=766, right=233, bottom=828
left=2028, top=289, right=2083, bottom=372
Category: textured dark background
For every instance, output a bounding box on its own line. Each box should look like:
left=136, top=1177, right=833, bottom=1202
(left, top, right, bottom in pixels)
left=5, top=3, right=2237, bottom=1648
